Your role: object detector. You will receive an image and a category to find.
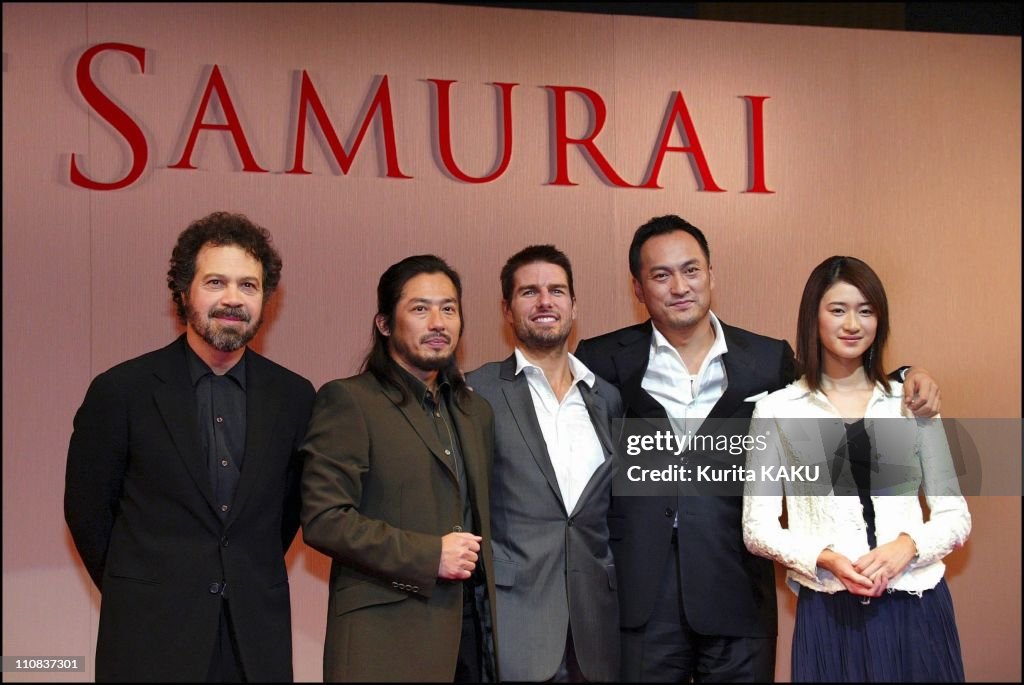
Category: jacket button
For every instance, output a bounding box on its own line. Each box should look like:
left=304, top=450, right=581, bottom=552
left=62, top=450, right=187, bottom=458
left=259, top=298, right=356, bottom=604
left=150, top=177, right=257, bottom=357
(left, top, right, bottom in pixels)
left=208, top=582, right=221, bottom=594
left=664, top=508, right=675, bottom=517
left=221, top=537, right=229, bottom=547
left=567, top=518, right=575, bottom=527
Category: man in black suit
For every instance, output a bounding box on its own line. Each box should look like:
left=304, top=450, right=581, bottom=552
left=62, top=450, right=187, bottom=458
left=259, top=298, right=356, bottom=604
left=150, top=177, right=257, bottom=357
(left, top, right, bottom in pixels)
left=65, top=212, right=315, bottom=682
left=574, top=215, right=940, bottom=682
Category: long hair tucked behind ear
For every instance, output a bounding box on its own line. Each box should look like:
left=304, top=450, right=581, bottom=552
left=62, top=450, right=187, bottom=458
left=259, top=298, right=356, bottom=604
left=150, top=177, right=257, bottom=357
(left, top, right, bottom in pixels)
left=796, top=256, right=890, bottom=393
left=363, top=254, right=470, bottom=406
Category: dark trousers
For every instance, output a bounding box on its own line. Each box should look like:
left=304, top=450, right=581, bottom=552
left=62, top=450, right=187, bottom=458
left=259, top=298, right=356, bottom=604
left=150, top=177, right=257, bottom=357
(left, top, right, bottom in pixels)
left=549, top=625, right=586, bottom=682
left=455, top=579, right=486, bottom=683
left=621, top=533, right=776, bottom=682
left=206, top=599, right=245, bottom=682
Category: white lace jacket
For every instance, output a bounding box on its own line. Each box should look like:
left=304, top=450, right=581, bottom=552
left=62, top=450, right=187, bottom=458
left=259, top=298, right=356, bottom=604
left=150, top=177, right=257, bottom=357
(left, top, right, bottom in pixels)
left=742, top=379, right=970, bottom=596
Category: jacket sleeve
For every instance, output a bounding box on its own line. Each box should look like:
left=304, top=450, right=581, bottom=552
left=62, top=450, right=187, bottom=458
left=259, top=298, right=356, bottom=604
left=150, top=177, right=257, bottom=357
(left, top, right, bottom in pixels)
left=64, top=371, right=129, bottom=590
left=299, top=380, right=442, bottom=596
left=902, top=415, right=971, bottom=569
left=743, top=403, right=833, bottom=583
left=281, top=377, right=316, bottom=554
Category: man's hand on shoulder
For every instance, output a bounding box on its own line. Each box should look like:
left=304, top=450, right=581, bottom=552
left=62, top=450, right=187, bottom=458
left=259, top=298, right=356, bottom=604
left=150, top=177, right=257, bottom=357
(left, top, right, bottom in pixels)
left=903, top=366, right=940, bottom=417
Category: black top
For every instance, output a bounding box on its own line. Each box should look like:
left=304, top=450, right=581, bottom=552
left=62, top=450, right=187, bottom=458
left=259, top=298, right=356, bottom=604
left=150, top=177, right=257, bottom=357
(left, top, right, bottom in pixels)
left=186, top=343, right=247, bottom=521
left=844, top=418, right=877, bottom=549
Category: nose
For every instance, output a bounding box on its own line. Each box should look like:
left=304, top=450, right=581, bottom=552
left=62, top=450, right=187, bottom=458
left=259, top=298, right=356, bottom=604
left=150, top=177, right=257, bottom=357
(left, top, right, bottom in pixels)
left=220, top=283, right=244, bottom=306
left=669, top=272, right=689, bottom=295
left=427, top=307, right=446, bottom=331
left=537, top=288, right=553, bottom=308
left=842, top=311, right=860, bottom=332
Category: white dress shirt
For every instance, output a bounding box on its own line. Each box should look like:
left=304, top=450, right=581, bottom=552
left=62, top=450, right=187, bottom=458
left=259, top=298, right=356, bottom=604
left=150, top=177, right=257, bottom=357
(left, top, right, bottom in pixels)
left=642, top=311, right=729, bottom=437
left=742, top=378, right=971, bottom=596
left=515, top=349, right=606, bottom=515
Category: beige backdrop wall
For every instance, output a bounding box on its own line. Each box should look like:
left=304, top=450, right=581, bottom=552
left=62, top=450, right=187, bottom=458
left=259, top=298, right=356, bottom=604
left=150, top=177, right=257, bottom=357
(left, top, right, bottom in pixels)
left=3, top=3, right=1020, bottom=681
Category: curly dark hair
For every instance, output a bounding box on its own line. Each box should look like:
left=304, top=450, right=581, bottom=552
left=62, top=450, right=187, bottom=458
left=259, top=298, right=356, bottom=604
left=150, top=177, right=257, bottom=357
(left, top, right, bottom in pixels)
left=167, top=211, right=283, bottom=323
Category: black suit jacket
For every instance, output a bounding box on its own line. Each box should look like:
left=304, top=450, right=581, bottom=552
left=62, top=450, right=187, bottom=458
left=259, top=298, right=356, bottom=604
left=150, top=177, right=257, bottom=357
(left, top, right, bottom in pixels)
left=575, top=320, right=795, bottom=638
left=65, top=335, right=315, bottom=681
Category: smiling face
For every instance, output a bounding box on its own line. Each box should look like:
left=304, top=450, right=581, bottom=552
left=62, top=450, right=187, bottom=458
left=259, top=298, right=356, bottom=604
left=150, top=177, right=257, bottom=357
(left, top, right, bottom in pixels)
left=185, top=243, right=265, bottom=353
left=632, top=230, right=714, bottom=334
left=378, top=272, right=462, bottom=379
left=817, top=280, right=878, bottom=368
left=503, top=260, right=577, bottom=352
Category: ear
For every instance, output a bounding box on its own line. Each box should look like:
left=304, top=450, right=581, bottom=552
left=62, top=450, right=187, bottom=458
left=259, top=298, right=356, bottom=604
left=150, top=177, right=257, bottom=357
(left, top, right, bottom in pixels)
left=708, top=263, right=715, bottom=291
left=571, top=297, right=578, bottom=320
left=374, top=314, right=390, bottom=337
left=501, top=299, right=515, bottom=326
left=631, top=277, right=645, bottom=304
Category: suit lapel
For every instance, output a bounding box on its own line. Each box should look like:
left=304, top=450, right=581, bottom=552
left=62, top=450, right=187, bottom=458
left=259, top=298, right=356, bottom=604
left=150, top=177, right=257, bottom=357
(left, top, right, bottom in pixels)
left=578, top=382, right=615, bottom=457
left=152, top=338, right=219, bottom=515
left=498, top=357, right=567, bottom=513
left=708, top=325, right=764, bottom=420
left=570, top=381, right=616, bottom=516
left=449, top=393, right=488, bottom=510
left=615, top=322, right=669, bottom=421
left=383, top=383, right=459, bottom=484
left=226, top=350, right=283, bottom=527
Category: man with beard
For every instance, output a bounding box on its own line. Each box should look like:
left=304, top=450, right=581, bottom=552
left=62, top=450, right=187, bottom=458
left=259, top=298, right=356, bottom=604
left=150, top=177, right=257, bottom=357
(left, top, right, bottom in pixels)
left=65, top=212, right=315, bottom=682
left=466, top=245, right=622, bottom=682
left=300, top=255, right=498, bottom=682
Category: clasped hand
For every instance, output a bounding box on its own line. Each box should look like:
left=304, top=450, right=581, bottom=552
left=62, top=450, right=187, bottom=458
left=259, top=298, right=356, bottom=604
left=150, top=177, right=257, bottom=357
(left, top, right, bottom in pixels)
left=818, top=534, right=917, bottom=598
left=438, top=532, right=481, bottom=580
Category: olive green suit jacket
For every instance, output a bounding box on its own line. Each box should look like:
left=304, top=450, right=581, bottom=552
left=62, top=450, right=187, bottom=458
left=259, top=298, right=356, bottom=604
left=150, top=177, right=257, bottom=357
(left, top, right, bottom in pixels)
left=300, top=371, right=497, bottom=682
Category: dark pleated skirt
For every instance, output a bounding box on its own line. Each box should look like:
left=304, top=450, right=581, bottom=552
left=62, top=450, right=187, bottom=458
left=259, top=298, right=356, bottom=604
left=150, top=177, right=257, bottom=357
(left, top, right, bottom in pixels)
left=792, top=578, right=965, bottom=682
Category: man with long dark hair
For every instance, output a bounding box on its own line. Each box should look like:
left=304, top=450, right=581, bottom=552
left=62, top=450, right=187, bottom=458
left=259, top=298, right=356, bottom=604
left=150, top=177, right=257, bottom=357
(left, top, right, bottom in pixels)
left=301, top=255, right=498, bottom=682
left=65, top=212, right=315, bottom=681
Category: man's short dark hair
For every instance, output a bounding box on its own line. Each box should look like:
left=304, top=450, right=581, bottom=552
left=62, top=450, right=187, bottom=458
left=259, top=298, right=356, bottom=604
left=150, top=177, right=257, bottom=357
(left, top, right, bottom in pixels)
left=167, top=211, right=282, bottom=323
left=628, top=215, right=711, bottom=279
left=500, top=245, right=576, bottom=303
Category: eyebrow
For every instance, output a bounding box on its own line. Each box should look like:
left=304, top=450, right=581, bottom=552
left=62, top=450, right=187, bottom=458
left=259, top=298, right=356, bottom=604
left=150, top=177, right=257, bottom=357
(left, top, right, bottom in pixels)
left=201, top=272, right=261, bottom=282
left=409, top=297, right=458, bottom=305
left=517, top=282, right=569, bottom=291
left=648, top=258, right=700, bottom=273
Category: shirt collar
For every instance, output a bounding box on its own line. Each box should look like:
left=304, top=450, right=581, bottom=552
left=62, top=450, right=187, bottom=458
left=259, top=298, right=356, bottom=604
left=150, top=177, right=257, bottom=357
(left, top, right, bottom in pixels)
left=185, top=341, right=247, bottom=390
left=650, top=311, right=729, bottom=362
left=513, top=348, right=596, bottom=388
left=394, top=362, right=451, bottom=406
left=790, top=376, right=900, bottom=408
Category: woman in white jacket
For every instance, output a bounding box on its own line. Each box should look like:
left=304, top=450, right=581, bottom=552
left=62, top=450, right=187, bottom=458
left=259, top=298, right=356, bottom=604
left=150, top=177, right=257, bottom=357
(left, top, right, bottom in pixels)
left=743, top=256, right=970, bottom=682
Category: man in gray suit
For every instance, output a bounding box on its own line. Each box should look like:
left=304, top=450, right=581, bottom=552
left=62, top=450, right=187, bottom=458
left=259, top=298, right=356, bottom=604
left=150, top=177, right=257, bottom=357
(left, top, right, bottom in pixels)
left=467, top=245, right=622, bottom=682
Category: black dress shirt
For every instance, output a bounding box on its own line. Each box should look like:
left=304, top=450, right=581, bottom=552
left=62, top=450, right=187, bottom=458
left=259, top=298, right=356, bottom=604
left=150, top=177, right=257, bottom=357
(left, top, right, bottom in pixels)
left=186, top=344, right=247, bottom=521
left=395, top=365, right=475, bottom=535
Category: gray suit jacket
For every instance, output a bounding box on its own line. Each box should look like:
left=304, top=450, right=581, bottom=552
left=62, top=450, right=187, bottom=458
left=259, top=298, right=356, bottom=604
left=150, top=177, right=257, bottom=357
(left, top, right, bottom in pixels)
left=467, top=355, right=622, bottom=682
